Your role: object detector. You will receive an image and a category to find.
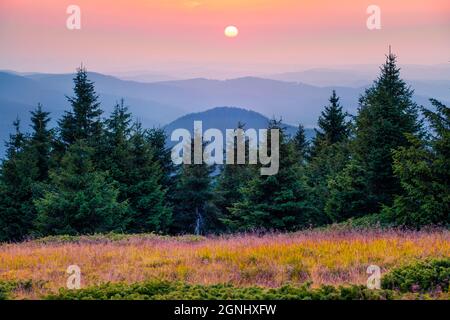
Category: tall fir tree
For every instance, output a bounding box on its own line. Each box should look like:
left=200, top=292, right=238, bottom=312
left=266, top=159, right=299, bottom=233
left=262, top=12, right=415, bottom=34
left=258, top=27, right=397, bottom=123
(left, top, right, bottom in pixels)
left=292, top=124, right=309, bottom=161
left=230, top=120, right=313, bottom=231
left=59, top=66, right=103, bottom=147
left=35, top=141, right=129, bottom=235
left=147, top=127, right=175, bottom=194
left=305, top=92, right=351, bottom=224
left=29, top=104, right=53, bottom=181
left=0, top=111, right=52, bottom=241
left=125, top=121, right=172, bottom=233
left=310, top=90, right=349, bottom=157
left=215, top=123, right=258, bottom=231
left=382, top=99, right=450, bottom=227
left=171, top=137, right=219, bottom=234
left=326, top=52, right=422, bottom=220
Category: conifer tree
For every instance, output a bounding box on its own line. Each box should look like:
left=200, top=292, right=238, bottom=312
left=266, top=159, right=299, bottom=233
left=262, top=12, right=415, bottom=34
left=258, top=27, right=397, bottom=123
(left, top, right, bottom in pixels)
left=230, top=120, right=313, bottom=231
left=310, top=90, right=349, bottom=157
left=382, top=99, right=449, bottom=227
left=0, top=119, right=38, bottom=241
left=59, top=67, right=103, bottom=147
left=292, top=124, right=309, bottom=161
left=305, top=91, right=351, bottom=224
left=29, top=104, right=53, bottom=181
left=171, top=137, right=218, bottom=234
left=326, top=52, right=422, bottom=219
left=35, top=141, right=129, bottom=235
left=125, top=122, right=172, bottom=233
left=215, top=123, right=257, bottom=231
left=351, top=52, right=421, bottom=211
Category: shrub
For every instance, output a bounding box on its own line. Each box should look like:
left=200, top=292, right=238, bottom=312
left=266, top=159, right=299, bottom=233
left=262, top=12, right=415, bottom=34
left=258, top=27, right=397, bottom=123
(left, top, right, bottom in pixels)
left=46, top=281, right=397, bottom=300
left=381, top=258, right=450, bottom=293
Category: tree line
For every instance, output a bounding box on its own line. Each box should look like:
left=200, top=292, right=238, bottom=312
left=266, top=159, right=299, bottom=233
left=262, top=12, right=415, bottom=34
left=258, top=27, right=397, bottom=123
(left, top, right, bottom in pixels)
left=0, top=53, right=448, bottom=241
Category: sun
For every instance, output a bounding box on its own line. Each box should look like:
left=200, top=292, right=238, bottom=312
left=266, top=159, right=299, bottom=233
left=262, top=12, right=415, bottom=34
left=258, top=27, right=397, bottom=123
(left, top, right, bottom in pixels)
left=224, top=26, right=239, bottom=38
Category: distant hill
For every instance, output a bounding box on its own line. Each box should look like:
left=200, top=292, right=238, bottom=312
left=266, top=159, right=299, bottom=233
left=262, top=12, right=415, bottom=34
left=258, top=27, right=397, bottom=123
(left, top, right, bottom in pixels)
left=164, top=107, right=315, bottom=147
left=1, top=69, right=448, bottom=156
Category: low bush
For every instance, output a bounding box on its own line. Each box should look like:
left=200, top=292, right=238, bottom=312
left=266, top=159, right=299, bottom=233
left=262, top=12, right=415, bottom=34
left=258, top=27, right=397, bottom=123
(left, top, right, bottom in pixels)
left=381, top=258, right=450, bottom=293
left=46, top=281, right=397, bottom=300
left=0, top=280, right=37, bottom=300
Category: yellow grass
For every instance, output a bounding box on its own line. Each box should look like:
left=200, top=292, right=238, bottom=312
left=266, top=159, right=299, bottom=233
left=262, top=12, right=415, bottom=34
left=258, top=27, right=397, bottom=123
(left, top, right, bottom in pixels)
left=0, top=229, right=449, bottom=299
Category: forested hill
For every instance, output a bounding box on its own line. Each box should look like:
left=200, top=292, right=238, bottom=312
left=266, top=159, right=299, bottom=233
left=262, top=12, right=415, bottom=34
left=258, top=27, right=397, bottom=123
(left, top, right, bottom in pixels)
left=164, top=107, right=315, bottom=146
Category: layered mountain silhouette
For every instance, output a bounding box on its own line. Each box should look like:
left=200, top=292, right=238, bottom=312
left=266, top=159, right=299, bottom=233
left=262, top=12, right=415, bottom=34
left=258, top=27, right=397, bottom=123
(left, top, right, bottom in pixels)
left=164, top=106, right=315, bottom=147
left=0, top=69, right=448, bottom=156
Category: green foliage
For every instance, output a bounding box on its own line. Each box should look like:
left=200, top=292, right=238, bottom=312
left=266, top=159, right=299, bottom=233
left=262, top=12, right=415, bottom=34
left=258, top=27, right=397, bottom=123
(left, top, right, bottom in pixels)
left=35, top=141, right=129, bottom=235
left=383, top=99, right=450, bottom=228
left=46, top=281, right=397, bottom=300
left=0, top=111, right=52, bottom=241
left=59, top=66, right=103, bottom=147
left=325, top=160, right=374, bottom=222
left=311, top=90, right=350, bottom=157
left=0, top=280, right=41, bottom=300
left=230, top=120, right=314, bottom=231
left=292, top=124, right=309, bottom=161
left=350, top=53, right=421, bottom=213
left=382, top=258, right=450, bottom=293
left=171, top=137, right=219, bottom=234
left=215, top=122, right=259, bottom=231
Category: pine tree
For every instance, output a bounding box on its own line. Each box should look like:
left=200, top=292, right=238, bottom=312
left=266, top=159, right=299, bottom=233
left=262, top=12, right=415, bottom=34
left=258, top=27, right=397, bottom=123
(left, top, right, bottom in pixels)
left=215, top=123, right=257, bottom=231
left=171, top=137, right=218, bottom=234
left=301, top=92, right=352, bottom=225
left=326, top=52, right=422, bottom=220
left=352, top=52, right=421, bottom=211
left=59, top=66, right=103, bottom=147
left=306, top=141, right=351, bottom=225
left=147, top=127, right=175, bottom=193
left=35, top=141, right=129, bottom=235
left=382, top=99, right=450, bottom=227
left=29, top=104, right=53, bottom=181
left=310, top=90, right=349, bottom=157
left=230, top=120, right=313, bottom=231
left=0, top=119, right=38, bottom=241
left=100, top=100, right=133, bottom=187
left=292, top=124, right=309, bottom=161
left=125, top=122, right=172, bottom=233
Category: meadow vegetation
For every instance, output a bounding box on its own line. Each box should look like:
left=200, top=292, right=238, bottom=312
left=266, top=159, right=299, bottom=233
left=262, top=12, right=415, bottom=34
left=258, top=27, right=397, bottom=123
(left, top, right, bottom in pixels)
left=0, top=229, right=448, bottom=299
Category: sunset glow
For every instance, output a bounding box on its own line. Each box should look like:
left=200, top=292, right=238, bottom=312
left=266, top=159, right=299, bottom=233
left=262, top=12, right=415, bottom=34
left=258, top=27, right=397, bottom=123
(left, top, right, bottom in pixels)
left=0, top=0, right=449, bottom=74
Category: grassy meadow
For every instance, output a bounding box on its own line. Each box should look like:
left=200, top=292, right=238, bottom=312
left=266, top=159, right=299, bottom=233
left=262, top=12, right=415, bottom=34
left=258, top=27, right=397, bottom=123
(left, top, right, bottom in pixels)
left=0, top=228, right=449, bottom=299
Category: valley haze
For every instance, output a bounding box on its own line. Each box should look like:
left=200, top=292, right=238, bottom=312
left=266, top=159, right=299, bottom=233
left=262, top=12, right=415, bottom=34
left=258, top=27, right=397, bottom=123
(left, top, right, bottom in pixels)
left=1, top=65, right=449, bottom=157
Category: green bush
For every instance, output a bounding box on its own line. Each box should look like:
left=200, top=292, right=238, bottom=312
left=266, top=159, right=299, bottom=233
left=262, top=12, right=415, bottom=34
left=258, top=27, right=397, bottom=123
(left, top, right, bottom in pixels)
left=46, top=281, right=397, bottom=300
left=381, top=258, right=450, bottom=293
left=0, top=280, right=37, bottom=300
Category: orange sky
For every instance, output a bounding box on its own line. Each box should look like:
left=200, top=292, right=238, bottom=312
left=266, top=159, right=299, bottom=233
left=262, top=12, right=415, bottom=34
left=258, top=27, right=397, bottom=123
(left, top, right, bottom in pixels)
left=0, top=0, right=449, bottom=75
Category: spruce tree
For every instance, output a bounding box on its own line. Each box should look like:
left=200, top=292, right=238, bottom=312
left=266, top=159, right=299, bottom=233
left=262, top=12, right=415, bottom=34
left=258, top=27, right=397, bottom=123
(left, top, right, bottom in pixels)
left=0, top=119, right=38, bottom=241
left=147, top=127, right=175, bottom=193
left=292, top=124, right=309, bottom=161
left=125, top=122, right=172, bottom=233
left=35, top=141, right=128, bottom=235
left=326, top=52, right=422, bottom=220
left=171, top=137, right=218, bottom=234
left=215, top=123, right=257, bottom=231
left=230, top=120, right=313, bottom=231
left=310, top=90, right=349, bottom=157
left=305, top=91, right=351, bottom=224
left=29, top=104, right=53, bottom=181
left=59, top=67, right=103, bottom=147
left=352, top=52, right=421, bottom=211
left=382, top=99, right=450, bottom=227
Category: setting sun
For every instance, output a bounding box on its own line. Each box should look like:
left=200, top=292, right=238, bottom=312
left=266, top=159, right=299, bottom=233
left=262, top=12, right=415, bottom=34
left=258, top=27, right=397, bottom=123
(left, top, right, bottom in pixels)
left=224, top=25, right=239, bottom=38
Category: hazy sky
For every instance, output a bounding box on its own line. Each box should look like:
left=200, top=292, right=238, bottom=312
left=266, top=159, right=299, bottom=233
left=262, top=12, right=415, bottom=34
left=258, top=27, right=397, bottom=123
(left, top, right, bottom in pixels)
left=1, top=0, right=449, bottom=76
